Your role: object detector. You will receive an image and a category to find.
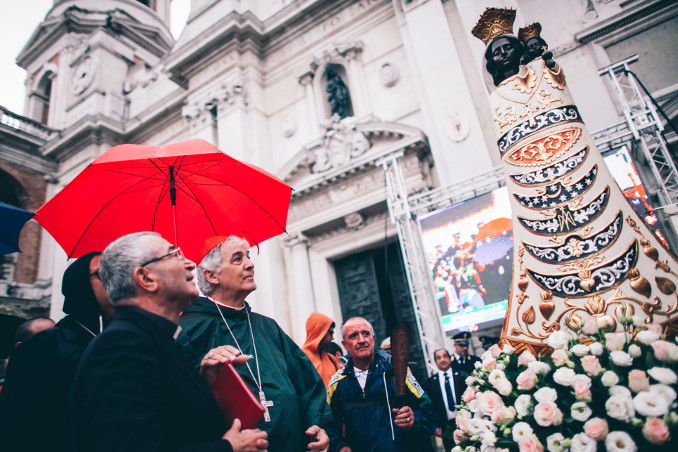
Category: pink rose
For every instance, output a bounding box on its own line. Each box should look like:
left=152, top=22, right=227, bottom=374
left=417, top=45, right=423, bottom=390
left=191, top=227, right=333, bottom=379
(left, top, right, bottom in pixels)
left=483, top=357, right=497, bottom=370
left=550, top=349, right=568, bottom=367
left=583, top=417, right=608, bottom=441
left=533, top=401, right=563, bottom=427
left=518, top=350, right=536, bottom=366
left=455, top=415, right=468, bottom=433
left=478, top=390, right=504, bottom=419
left=489, top=344, right=502, bottom=358
left=582, top=316, right=599, bottom=335
left=462, top=386, right=476, bottom=403
left=580, top=355, right=602, bottom=376
left=605, top=332, right=625, bottom=351
left=519, top=434, right=544, bottom=452
left=573, top=375, right=592, bottom=398
left=494, top=405, right=516, bottom=424
left=628, top=369, right=650, bottom=393
left=652, top=340, right=673, bottom=361
left=453, top=429, right=467, bottom=445
left=643, top=417, right=670, bottom=445
left=516, top=369, right=537, bottom=391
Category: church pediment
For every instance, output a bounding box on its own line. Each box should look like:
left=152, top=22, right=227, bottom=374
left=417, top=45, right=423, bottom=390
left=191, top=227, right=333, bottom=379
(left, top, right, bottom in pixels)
left=279, top=117, right=429, bottom=197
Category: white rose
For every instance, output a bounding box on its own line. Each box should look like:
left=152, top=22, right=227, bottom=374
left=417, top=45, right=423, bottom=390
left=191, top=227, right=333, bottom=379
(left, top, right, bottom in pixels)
left=571, top=401, right=592, bottom=422
left=514, top=394, right=532, bottom=417
left=511, top=422, right=533, bottom=443
left=601, top=370, right=620, bottom=387
left=534, top=387, right=558, bottom=403
left=493, top=378, right=513, bottom=396
left=605, top=395, right=635, bottom=421
left=527, top=361, right=551, bottom=375
left=628, top=344, right=642, bottom=358
left=636, top=330, right=660, bottom=345
left=495, top=362, right=506, bottom=371
left=609, top=385, right=632, bottom=399
left=481, top=351, right=493, bottom=362
left=610, top=350, right=633, bottom=366
left=466, top=376, right=477, bottom=386
left=649, top=384, right=677, bottom=403
left=546, top=433, right=565, bottom=452
left=480, top=431, right=497, bottom=447
left=547, top=331, right=570, bottom=350
left=647, top=367, right=678, bottom=385
left=467, top=418, right=486, bottom=435
left=474, top=361, right=483, bottom=369
left=467, top=399, right=480, bottom=413
left=571, top=433, right=596, bottom=452
left=605, top=431, right=637, bottom=452
left=553, top=367, right=576, bottom=386
left=633, top=391, right=669, bottom=417
left=589, top=342, right=603, bottom=356
left=502, top=344, right=515, bottom=355
left=570, top=344, right=590, bottom=357
left=488, top=369, right=506, bottom=383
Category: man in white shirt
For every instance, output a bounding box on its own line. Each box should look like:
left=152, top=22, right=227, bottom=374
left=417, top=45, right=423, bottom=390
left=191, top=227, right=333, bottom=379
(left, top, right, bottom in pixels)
left=424, top=349, right=460, bottom=450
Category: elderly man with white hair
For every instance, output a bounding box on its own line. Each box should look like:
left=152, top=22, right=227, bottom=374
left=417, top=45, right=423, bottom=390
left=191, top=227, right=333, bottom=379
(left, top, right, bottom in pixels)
left=177, top=235, right=331, bottom=452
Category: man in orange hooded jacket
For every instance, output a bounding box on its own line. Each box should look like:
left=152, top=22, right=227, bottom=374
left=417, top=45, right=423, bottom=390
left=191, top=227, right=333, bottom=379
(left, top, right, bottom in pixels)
left=302, top=313, right=340, bottom=388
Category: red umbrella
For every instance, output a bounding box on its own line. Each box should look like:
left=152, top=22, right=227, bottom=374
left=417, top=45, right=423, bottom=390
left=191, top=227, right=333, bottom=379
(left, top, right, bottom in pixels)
left=36, top=139, right=292, bottom=262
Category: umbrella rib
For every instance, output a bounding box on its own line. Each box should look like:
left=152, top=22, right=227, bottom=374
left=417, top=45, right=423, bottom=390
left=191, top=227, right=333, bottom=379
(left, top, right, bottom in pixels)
left=175, top=171, right=219, bottom=236
left=188, top=173, right=288, bottom=234
left=67, top=177, right=161, bottom=257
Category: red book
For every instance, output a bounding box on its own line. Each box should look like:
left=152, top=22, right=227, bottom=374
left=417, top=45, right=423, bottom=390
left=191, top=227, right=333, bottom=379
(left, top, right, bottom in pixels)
left=209, top=362, right=266, bottom=429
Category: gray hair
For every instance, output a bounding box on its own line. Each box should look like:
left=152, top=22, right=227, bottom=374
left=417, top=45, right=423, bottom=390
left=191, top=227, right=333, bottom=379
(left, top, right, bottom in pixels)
left=100, top=232, right=160, bottom=303
left=196, top=235, right=250, bottom=296
left=341, top=317, right=375, bottom=339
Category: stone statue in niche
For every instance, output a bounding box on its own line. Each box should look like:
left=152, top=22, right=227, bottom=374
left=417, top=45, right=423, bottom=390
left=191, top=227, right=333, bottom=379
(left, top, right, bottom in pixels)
left=325, top=64, right=352, bottom=119
left=312, top=114, right=371, bottom=173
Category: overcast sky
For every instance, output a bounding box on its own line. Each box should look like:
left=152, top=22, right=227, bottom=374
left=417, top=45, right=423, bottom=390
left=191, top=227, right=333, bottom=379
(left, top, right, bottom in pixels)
left=0, top=0, right=189, bottom=115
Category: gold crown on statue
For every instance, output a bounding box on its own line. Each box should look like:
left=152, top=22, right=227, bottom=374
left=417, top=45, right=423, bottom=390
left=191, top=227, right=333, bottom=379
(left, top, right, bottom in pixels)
left=518, top=22, right=543, bottom=44
left=471, top=8, right=517, bottom=45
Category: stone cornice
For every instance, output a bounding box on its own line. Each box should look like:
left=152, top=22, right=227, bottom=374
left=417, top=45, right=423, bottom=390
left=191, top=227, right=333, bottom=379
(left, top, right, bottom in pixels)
left=41, top=115, right=125, bottom=162
left=574, top=0, right=677, bottom=44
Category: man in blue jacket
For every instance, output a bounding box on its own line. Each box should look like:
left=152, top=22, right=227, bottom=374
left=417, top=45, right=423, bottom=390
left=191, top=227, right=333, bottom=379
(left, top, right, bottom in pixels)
left=326, top=317, right=436, bottom=452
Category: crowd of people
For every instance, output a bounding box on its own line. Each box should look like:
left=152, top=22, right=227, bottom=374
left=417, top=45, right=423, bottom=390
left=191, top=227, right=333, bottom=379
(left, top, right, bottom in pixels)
left=0, top=233, right=485, bottom=452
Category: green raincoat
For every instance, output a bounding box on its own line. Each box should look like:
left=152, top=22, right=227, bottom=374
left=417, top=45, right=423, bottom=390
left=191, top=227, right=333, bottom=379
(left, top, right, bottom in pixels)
left=177, top=297, right=331, bottom=451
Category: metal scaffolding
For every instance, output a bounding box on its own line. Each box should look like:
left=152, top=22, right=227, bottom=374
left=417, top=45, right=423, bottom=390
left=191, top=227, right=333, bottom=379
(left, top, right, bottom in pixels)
left=597, top=54, right=678, bottom=209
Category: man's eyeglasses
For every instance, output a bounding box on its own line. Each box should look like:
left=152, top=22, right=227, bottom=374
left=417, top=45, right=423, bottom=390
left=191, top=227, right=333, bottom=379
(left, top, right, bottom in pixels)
left=140, top=248, right=185, bottom=267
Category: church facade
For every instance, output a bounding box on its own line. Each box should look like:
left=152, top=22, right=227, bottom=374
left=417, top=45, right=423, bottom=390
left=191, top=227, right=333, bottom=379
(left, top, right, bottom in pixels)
left=1, top=0, right=676, bottom=372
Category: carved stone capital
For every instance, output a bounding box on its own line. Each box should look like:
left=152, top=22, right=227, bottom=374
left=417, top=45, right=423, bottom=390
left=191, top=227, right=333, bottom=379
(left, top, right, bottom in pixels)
left=283, top=232, right=310, bottom=248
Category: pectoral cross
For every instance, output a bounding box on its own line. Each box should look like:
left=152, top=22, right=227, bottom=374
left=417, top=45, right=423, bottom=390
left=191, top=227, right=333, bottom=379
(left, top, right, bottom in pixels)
left=259, top=391, right=274, bottom=422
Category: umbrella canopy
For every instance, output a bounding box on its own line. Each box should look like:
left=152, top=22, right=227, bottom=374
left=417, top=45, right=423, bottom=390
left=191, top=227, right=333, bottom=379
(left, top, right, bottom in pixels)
left=36, top=139, right=292, bottom=262
left=0, top=202, right=35, bottom=256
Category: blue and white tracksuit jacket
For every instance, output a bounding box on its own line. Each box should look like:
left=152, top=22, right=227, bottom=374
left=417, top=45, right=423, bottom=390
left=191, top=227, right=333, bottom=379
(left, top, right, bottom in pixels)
left=326, top=350, right=436, bottom=452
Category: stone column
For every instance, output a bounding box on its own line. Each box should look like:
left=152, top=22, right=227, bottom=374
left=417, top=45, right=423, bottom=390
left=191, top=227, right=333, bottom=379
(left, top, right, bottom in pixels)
left=396, top=0, right=495, bottom=185
left=283, top=233, right=317, bottom=344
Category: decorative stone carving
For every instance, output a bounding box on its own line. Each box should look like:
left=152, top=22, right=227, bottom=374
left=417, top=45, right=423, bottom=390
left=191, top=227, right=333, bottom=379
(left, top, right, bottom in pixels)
left=281, top=114, right=297, bottom=138
left=379, top=62, right=399, bottom=88
left=181, top=80, right=248, bottom=121
left=123, top=63, right=158, bottom=94
left=311, top=115, right=371, bottom=173
left=344, top=212, right=365, bottom=231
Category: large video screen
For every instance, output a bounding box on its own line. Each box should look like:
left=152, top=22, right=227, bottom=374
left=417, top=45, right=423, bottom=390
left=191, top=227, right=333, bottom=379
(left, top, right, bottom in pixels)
left=602, top=146, right=668, bottom=246
left=419, top=187, right=513, bottom=336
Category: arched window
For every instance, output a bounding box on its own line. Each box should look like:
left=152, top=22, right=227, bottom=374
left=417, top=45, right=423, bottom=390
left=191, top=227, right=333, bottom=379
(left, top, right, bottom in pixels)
left=34, top=73, right=52, bottom=126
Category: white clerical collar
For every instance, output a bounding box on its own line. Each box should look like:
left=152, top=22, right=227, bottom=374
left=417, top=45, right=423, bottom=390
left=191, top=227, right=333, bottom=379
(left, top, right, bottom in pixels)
left=208, top=296, right=246, bottom=311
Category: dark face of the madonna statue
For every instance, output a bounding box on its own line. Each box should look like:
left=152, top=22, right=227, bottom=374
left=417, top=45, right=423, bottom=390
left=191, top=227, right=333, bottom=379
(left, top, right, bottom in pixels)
left=490, top=37, right=521, bottom=74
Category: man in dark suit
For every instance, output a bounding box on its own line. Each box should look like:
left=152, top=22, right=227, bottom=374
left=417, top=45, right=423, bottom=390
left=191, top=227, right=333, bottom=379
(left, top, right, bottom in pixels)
left=424, top=349, right=460, bottom=451
left=451, top=332, right=481, bottom=384
left=70, top=231, right=269, bottom=452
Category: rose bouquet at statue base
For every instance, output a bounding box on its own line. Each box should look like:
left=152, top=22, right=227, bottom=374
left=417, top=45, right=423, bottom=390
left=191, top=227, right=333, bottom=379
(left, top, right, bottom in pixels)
left=451, top=314, right=678, bottom=452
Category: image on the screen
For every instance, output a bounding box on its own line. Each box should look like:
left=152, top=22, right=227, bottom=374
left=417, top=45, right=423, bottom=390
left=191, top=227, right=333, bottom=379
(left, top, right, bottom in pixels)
left=419, top=187, right=513, bottom=336
left=602, top=146, right=668, bottom=247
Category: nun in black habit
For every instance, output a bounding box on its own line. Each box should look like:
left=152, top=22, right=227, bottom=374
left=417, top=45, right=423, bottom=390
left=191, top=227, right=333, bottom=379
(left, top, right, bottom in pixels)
left=0, top=252, right=114, bottom=452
